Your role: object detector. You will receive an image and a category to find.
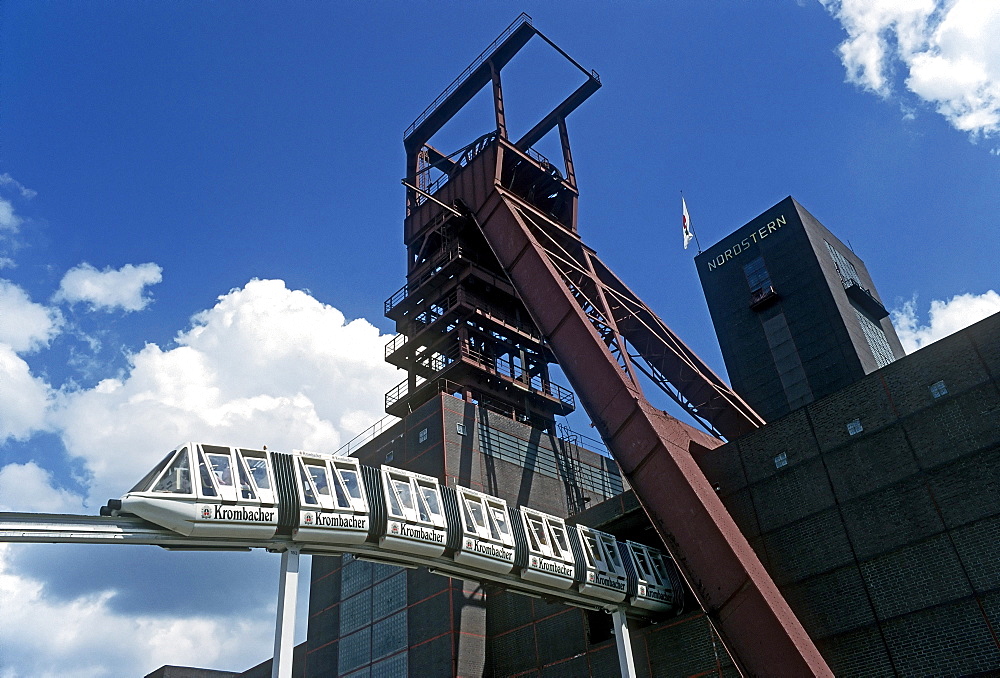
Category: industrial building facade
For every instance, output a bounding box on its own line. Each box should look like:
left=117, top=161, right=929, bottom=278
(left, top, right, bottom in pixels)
left=302, top=393, right=738, bottom=677
left=696, top=197, right=906, bottom=422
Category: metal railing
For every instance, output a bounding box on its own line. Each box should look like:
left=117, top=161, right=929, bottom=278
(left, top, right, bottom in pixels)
left=335, top=414, right=399, bottom=457
left=404, top=14, right=532, bottom=140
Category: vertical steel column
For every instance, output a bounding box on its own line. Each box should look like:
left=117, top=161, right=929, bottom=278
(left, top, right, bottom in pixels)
left=272, top=546, right=301, bottom=678
left=612, top=609, right=637, bottom=678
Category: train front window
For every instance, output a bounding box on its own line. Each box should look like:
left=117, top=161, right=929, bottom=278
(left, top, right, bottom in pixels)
left=133, top=450, right=176, bottom=493
left=208, top=454, right=234, bottom=487
left=151, top=449, right=191, bottom=494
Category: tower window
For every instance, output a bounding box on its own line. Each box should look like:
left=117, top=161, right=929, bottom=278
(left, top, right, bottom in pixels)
left=855, top=310, right=896, bottom=368
left=847, top=418, right=863, bottom=436
left=773, top=452, right=788, bottom=469
left=930, top=380, right=948, bottom=398
left=418, top=428, right=428, bottom=443
left=744, top=257, right=776, bottom=308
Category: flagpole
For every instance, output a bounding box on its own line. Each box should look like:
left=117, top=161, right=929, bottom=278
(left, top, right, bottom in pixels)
left=681, top=191, right=704, bottom=254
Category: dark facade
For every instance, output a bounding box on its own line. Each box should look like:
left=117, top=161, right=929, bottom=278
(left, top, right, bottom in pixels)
left=303, top=393, right=651, bottom=677
left=681, top=310, right=1000, bottom=675
left=696, top=197, right=905, bottom=422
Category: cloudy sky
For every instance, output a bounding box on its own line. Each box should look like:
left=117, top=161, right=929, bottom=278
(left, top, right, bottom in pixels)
left=2, top=1, right=999, bottom=676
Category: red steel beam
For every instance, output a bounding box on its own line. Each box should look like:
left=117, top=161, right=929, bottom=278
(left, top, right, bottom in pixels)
left=472, top=188, right=832, bottom=677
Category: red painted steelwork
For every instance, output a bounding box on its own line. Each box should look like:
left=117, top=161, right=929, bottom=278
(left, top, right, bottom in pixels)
left=398, top=18, right=832, bottom=675
left=472, top=189, right=831, bottom=676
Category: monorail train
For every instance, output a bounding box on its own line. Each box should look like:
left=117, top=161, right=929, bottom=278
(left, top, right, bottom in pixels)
left=102, top=443, right=685, bottom=614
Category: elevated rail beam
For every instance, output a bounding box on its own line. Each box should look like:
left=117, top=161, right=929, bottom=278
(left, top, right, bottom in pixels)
left=0, top=512, right=668, bottom=620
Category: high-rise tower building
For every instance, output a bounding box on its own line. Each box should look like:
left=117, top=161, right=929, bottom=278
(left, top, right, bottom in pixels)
left=696, top=196, right=905, bottom=422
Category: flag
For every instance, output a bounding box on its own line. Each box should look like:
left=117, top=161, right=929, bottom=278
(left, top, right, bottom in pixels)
left=682, top=196, right=694, bottom=250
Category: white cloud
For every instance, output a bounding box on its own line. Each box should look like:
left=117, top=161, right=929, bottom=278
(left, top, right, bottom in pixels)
left=2, top=279, right=390, bottom=677
left=51, top=278, right=398, bottom=507
left=891, top=289, right=1000, bottom=352
left=0, top=197, right=22, bottom=233
left=54, top=262, right=164, bottom=312
left=0, top=344, right=52, bottom=442
left=0, top=463, right=84, bottom=513
left=0, top=544, right=274, bottom=678
left=0, top=280, right=62, bottom=353
left=820, top=0, right=1000, bottom=138
left=0, top=173, right=37, bottom=200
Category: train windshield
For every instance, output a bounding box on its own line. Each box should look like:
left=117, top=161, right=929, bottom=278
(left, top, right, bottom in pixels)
left=131, top=449, right=179, bottom=493
left=151, top=448, right=192, bottom=494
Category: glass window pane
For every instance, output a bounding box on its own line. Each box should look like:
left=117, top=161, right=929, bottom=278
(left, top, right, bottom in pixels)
left=331, top=474, right=351, bottom=508
left=298, top=462, right=317, bottom=505
left=467, top=499, right=487, bottom=530
left=528, top=515, right=549, bottom=548
left=208, top=454, right=234, bottom=487
left=152, top=449, right=191, bottom=494
left=236, top=456, right=256, bottom=500
left=133, top=451, right=175, bottom=493
left=307, top=463, right=331, bottom=496
left=340, top=468, right=363, bottom=500
left=418, top=484, right=441, bottom=518
left=601, top=535, right=622, bottom=568
left=198, top=451, right=217, bottom=497
left=242, top=451, right=271, bottom=489
left=488, top=504, right=510, bottom=537
left=392, top=479, right=414, bottom=511
left=386, top=483, right=404, bottom=517
left=550, top=523, right=569, bottom=556
left=584, top=533, right=602, bottom=566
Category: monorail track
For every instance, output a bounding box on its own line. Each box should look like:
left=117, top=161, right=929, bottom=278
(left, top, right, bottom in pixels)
left=0, top=511, right=665, bottom=618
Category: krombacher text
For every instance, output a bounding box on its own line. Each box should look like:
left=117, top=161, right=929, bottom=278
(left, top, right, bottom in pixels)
left=209, top=505, right=275, bottom=521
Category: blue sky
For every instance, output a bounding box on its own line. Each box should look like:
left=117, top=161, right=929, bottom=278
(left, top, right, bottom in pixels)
left=1, top=2, right=999, bottom=675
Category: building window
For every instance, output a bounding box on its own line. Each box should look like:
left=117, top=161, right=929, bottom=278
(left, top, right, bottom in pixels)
left=384, top=450, right=393, bottom=462
left=743, top=256, right=776, bottom=308
left=930, top=380, right=948, bottom=398
left=847, top=418, right=863, bottom=436
left=418, top=428, right=428, bottom=443
left=855, top=309, right=896, bottom=368
left=773, top=452, right=788, bottom=469
left=456, top=423, right=467, bottom=436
